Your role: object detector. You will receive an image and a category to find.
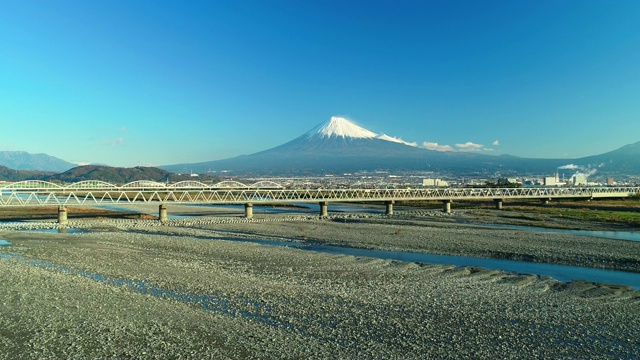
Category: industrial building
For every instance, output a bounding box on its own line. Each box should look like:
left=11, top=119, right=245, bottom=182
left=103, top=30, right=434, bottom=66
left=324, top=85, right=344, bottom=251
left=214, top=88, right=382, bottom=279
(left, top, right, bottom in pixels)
left=423, top=178, right=449, bottom=187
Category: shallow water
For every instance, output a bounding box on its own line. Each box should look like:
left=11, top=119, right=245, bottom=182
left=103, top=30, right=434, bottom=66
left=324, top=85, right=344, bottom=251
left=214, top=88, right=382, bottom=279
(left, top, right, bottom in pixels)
left=475, top=223, right=640, bottom=242
left=206, top=236, right=640, bottom=290
left=188, top=203, right=382, bottom=215
left=21, top=228, right=87, bottom=234
left=7, top=203, right=637, bottom=287
left=188, top=204, right=640, bottom=242
left=308, top=244, right=640, bottom=289
left=0, top=240, right=11, bottom=246
left=95, top=203, right=640, bottom=242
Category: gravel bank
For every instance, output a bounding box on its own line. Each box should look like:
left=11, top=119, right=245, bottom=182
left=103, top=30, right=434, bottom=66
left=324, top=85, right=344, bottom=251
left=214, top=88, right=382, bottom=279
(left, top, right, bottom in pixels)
left=1, top=211, right=639, bottom=358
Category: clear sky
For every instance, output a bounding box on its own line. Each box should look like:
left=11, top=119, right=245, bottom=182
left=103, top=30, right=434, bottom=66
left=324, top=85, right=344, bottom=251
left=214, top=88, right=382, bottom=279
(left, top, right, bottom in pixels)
left=1, top=0, right=639, bottom=167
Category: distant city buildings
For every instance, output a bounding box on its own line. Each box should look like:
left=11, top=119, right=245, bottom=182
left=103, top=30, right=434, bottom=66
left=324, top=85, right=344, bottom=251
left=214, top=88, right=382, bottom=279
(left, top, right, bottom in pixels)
left=237, top=170, right=632, bottom=190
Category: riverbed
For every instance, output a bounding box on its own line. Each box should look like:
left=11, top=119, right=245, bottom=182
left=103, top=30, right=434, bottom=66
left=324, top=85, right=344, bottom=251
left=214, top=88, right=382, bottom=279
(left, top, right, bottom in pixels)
left=0, top=209, right=639, bottom=358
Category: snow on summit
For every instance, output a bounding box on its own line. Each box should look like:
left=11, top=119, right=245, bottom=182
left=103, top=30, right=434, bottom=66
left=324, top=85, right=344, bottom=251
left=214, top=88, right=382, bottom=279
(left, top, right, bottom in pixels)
left=306, top=116, right=418, bottom=147
left=310, top=116, right=378, bottom=139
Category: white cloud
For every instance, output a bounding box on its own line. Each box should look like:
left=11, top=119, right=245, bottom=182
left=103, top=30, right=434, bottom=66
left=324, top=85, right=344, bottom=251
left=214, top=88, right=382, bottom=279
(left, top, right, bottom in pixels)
left=423, top=141, right=454, bottom=152
left=492, top=140, right=500, bottom=146
left=456, top=142, right=485, bottom=151
left=558, top=164, right=580, bottom=170
left=103, top=137, right=125, bottom=146
left=423, top=140, right=496, bottom=152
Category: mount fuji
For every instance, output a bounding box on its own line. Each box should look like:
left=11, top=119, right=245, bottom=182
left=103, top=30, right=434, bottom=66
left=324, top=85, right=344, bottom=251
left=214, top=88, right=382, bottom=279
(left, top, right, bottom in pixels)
left=161, top=116, right=639, bottom=177
left=162, top=116, right=515, bottom=175
left=261, top=116, right=425, bottom=159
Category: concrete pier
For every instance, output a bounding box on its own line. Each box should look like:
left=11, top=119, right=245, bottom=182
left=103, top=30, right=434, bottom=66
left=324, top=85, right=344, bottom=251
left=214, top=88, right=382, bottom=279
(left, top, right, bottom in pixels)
left=494, top=199, right=503, bottom=210
left=244, top=203, right=253, bottom=219
left=319, top=201, right=328, bottom=217
left=385, top=200, right=394, bottom=216
left=443, top=200, right=452, bottom=213
left=159, top=204, right=168, bottom=222
left=57, top=206, right=68, bottom=225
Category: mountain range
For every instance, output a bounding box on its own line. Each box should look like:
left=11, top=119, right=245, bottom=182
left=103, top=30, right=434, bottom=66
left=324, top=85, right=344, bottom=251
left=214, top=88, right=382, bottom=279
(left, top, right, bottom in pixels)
left=161, top=117, right=640, bottom=178
left=2, top=117, right=639, bottom=179
left=0, top=151, right=76, bottom=172
left=0, top=165, right=220, bottom=183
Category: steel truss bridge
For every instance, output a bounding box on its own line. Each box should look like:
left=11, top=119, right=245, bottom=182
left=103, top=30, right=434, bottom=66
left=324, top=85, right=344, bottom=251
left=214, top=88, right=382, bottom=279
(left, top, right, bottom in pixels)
left=1, top=180, right=639, bottom=207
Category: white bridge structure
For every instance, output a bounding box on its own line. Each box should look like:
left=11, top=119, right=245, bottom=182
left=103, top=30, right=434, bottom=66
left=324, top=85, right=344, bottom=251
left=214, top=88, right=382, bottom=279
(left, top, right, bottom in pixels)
left=1, top=180, right=639, bottom=224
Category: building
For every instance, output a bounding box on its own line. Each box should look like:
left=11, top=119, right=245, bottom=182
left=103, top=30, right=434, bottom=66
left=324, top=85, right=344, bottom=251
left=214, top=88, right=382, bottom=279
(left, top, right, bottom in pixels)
left=497, top=178, right=522, bottom=186
left=544, top=173, right=562, bottom=186
left=423, top=178, right=449, bottom=187
left=571, top=173, right=588, bottom=186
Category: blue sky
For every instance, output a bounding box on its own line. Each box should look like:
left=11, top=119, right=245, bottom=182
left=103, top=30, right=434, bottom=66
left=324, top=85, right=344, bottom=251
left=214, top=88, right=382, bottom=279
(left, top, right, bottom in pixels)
left=1, top=0, right=639, bottom=167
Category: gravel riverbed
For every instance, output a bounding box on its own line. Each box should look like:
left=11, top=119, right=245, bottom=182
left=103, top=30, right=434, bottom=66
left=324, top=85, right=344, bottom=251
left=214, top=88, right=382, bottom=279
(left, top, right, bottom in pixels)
left=1, top=209, right=639, bottom=358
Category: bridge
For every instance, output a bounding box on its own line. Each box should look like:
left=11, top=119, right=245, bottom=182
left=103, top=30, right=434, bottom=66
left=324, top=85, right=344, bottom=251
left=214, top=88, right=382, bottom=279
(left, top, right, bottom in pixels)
left=1, top=180, right=639, bottom=224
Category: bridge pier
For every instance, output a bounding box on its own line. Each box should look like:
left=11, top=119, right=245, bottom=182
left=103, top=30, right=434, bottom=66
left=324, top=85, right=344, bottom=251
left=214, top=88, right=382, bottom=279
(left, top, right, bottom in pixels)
left=159, top=204, right=168, bottom=222
left=385, top=200, right=394, bottom=216
left=494, top=199, right=503, bottom=210
left=442, top=200, right=452, bottom=213
left=319, top=201, right=328, bottom=217
left=57, top=206, right=68, bottom=225
left=244, top=203, right=253, bottom=219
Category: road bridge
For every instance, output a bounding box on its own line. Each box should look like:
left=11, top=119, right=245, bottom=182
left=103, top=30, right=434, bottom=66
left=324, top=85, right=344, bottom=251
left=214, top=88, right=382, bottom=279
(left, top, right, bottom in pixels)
left=1, top=180, right=638, bottom=224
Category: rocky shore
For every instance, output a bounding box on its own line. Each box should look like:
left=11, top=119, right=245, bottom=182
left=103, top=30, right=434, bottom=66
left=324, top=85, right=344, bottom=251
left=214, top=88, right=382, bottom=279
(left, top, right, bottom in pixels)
left=1, top=208, right=639, bottom=358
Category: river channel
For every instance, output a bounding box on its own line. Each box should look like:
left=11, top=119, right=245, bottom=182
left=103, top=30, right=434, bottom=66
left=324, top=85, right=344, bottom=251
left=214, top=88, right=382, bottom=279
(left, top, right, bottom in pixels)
left=7, top=203, right=640, bottom=289
left=6, top=227, right=639, bottom=290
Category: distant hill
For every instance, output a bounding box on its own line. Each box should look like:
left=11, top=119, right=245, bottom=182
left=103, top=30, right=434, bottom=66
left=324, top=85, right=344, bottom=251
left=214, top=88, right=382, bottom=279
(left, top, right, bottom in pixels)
left=44, top=165, right=220, bottom=184
left=0, top=165, right=53, bottom=182
left=45, top=165, right=175, bottom=184
left=0, top=164, right=221, bottom=184
left=0, top=151, right=76, bottom=172
left=573, top=141, right=640, bottom=175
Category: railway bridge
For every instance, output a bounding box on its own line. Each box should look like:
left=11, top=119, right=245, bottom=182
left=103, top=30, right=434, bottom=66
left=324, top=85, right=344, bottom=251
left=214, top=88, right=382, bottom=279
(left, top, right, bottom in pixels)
left=1, top=180, right=638, bottom=224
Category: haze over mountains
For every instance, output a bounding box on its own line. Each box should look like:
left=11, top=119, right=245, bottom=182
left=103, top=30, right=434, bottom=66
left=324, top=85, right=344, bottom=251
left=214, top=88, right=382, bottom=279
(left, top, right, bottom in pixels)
left=2, top=116, right=639, bottom=179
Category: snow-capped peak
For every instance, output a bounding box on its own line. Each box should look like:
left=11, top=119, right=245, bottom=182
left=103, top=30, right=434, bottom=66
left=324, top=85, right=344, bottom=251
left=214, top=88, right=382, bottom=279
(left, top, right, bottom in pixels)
left=310, top=116, right=378, bottom=139
left=376, top=134, right=418, bottom=147
left=305, top=116, right=418, bottom=147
